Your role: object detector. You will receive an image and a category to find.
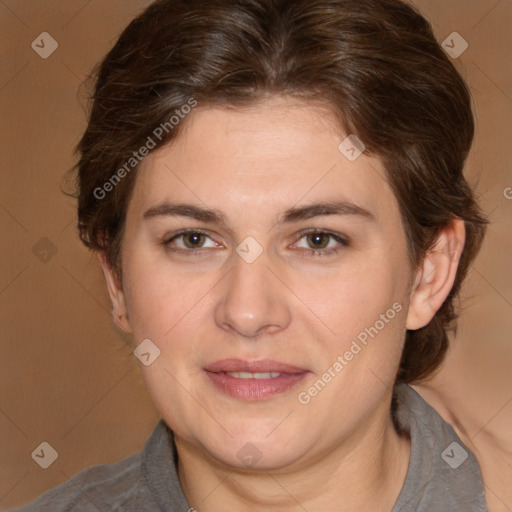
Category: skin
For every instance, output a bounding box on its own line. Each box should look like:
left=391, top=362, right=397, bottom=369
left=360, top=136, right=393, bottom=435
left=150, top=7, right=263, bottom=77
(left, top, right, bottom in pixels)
left=100, top=96, right=465, bottom=511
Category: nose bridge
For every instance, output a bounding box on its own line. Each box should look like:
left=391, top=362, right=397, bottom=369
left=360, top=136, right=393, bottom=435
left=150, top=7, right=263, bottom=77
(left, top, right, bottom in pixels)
left=230, top=249, right=268, bottom=297
left=214, top=245, right=291, bottom=337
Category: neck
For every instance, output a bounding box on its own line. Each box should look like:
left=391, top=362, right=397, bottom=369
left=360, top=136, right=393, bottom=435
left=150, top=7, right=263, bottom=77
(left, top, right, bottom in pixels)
left=175, top=398, right=411, bottom=512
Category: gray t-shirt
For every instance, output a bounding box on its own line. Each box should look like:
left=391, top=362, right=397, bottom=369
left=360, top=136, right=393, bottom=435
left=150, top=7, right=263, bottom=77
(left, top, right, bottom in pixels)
left=11, top=384, right=488, bottom=511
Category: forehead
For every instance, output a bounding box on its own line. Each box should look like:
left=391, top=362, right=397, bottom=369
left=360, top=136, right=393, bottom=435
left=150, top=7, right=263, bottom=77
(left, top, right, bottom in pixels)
left=128, top=97, right=398, bottom=225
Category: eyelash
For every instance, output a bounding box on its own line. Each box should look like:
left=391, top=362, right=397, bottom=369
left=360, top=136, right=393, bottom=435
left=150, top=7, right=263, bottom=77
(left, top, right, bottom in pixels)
left=292, top=228, right=349, bottom=258
left=162, top=228, right=350, bottom=258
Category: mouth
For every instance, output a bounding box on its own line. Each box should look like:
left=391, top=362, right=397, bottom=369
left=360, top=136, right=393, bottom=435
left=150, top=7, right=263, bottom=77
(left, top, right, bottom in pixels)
left=204, top=359, right=309, bottom=401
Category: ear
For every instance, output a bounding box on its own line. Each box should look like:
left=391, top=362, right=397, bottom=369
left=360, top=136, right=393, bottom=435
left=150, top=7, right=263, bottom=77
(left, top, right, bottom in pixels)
left=406, top=218, right=465, bottom=330
left=98, top=252, right=132, bottom=334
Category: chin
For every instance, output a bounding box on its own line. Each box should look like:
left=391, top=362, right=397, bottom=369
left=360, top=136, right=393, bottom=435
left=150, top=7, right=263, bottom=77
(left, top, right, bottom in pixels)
left=197, top=424, right=307, bottom=471
left=211, top=442, right=304, bottom=472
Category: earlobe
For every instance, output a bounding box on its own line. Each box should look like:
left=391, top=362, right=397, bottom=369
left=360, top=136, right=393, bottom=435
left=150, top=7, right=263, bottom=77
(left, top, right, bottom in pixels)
left=406, top=218, right=465, bottom=330
left=98, top=252, right=132, bottom=333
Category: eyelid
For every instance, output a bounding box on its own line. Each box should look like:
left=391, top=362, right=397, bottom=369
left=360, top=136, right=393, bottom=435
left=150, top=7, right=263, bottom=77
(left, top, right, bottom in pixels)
left=289, top=229, right=350, bottom=258
left=292, top=228, right=350, bottom=246
left=163, top=228, right=223, bottom=250
left=163, top=228, right=211, bottom=242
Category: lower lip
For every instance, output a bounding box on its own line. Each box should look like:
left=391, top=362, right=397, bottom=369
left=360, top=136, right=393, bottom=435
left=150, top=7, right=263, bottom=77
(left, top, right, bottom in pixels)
left=205, top=371, right=308, bottom=400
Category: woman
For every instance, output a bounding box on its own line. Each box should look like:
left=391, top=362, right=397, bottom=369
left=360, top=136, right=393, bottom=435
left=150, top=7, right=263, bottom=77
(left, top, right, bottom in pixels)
left=14, top=0, right=489, bottom=510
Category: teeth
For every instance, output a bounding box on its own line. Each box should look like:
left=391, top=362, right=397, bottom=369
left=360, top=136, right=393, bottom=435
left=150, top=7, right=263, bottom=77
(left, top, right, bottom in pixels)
left=226, top=371, right=281, bottom=379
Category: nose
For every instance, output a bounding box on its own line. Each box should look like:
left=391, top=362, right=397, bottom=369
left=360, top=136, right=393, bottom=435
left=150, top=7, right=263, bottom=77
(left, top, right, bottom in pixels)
left=214, top=250, right=291, bottom=338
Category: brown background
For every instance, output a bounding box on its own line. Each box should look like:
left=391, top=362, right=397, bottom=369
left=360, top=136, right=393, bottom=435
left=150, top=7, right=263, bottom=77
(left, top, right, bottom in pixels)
left=0, top=0, right=511, bottom=510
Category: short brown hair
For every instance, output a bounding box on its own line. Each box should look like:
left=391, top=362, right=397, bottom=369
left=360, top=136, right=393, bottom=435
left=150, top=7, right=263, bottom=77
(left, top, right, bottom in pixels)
left=75, top=0, right=487, bottom=384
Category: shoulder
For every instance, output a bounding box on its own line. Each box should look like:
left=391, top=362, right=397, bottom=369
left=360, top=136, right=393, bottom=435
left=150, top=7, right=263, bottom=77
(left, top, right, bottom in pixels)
left=392, top=383, right=488, bottom=512
left=10, top=420, right=186, bottom=512
left=10, top=452, right=150, bottom=512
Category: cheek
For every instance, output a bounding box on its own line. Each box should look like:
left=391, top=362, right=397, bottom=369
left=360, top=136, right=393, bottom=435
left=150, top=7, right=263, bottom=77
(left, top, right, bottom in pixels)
left=292, top=257, right=406, bottom=334
left=121, top=254, right=204, bottom=341
left=292, top=257, right=410, bottom=385
left=121, top=260, right=211, bottom=416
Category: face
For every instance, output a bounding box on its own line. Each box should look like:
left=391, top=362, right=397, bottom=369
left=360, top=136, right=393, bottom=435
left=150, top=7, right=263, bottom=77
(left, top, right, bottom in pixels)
left=103, top=96, right=423, bottom=471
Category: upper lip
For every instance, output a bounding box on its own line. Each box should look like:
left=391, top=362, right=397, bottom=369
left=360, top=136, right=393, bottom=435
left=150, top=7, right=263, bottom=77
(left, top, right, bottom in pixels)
left=204, top=358, right=307, bottom=374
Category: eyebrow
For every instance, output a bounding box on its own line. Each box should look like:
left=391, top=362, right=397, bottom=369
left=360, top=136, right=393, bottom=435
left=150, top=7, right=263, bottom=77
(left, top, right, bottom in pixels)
left=142, top=200, right=374, bottom=226
left=143, top=203, right=227, bottom=224
left=279, top=201, right=374, bottom=223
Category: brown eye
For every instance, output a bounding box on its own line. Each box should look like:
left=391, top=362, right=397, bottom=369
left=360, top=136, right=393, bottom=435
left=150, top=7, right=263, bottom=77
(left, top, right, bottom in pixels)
left=164, top=230, right=219, bottom=251
left=294, top=230, right=349, bottom=257
left=306, top=232, right=330, bottom=249
left=182, top=232, right=206, bottom=248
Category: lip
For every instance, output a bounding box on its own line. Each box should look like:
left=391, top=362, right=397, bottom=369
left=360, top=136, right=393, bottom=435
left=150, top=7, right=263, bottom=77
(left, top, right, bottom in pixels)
left=204, top=358, right=307, bottom=374
left=204, top=358, right=309, bottom=401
